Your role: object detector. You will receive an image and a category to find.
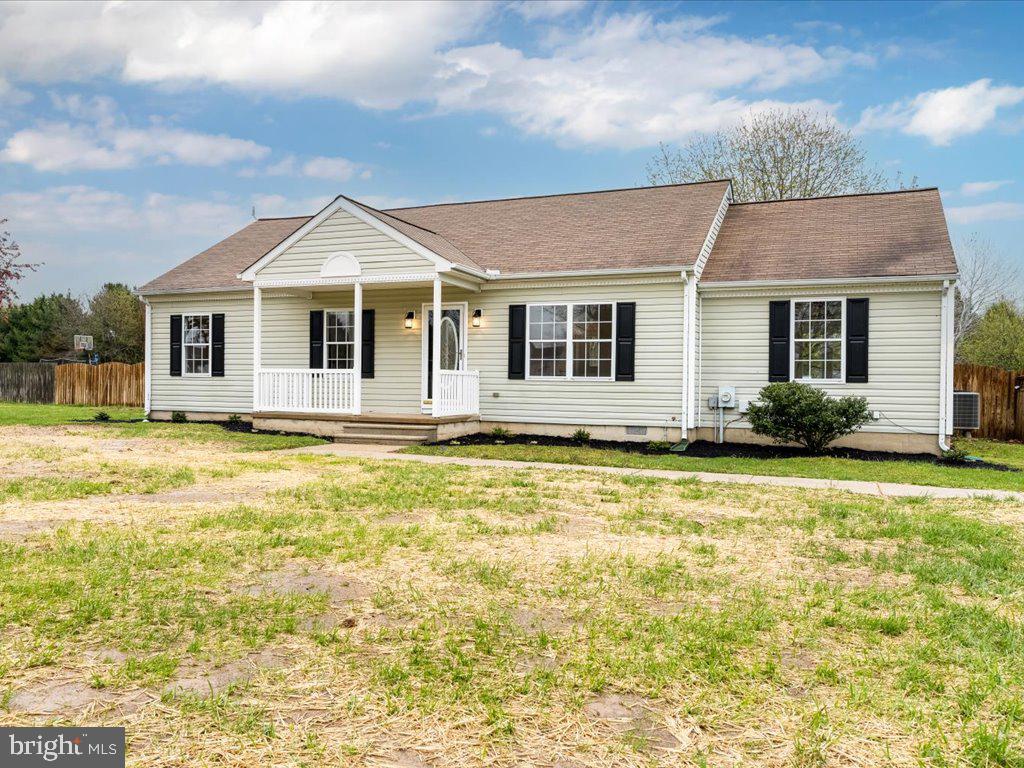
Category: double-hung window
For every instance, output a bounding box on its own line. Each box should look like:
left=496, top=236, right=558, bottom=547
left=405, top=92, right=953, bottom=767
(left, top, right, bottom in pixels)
left=527, top=302, right=614, bottom=379
left=325, top=310, right=355, bottom=369
left=183, top=314, right=211, bottom=376
left=792, top=299, right=843, bottom=381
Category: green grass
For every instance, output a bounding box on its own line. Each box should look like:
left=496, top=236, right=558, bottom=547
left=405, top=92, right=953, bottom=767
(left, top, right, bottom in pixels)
left=0, top=402, right=143, bottom=426
left=0, top=402, right=325, bottom=451
left=403, top=437, right=1024, bottom=492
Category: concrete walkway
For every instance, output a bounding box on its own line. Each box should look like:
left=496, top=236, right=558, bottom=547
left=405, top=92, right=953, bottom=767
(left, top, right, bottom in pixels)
left=292, top=442, right=1024, bottom=502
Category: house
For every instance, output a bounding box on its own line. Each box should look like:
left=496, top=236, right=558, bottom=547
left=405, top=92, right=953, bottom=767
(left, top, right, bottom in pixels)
left=138, top=181, right=958, bottom=453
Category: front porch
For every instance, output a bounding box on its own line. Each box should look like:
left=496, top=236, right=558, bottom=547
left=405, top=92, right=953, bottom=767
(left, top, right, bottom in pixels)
left=250, top=272, right=483, bottom=435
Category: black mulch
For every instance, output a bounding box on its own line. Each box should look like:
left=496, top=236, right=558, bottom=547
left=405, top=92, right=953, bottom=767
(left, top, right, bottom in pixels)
left=431, top=433, right=1018, bottom=472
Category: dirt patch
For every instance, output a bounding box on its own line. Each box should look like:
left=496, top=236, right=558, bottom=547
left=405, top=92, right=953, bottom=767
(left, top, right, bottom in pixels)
left=373, top=749, right=432, bottom=768
left=168, top=648, right=287, bottom=697
left=244, top=564, right=370, bottom=607
left=8, top=677, right=148, bottom=715
left=583, top=693, right=681, bottom=751
left=512, top=606, right=568, bottom=634
left=0, top=518, right=61, bottom=539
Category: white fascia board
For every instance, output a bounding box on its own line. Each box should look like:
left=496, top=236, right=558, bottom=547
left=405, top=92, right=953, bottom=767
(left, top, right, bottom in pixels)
left=489, top=265, right=694, bottom=281
left=693, top=183, right=732, bottom=281
left=138, top=286, right=252, bottom=298
left=236, top=195, right=457, bottom=281
left=698, top=273, right=958, bottom=291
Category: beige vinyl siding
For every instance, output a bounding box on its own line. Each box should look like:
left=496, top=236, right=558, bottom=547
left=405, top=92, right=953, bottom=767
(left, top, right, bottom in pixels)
left=149, top=292, right=254, bottom=414
left=256, top=209, right=437, bottom=280
left=260, top=286, right=432, bottom=414
left=469, top=277, right=685, bottom=427
left=697, top=285, right=943, bottom=434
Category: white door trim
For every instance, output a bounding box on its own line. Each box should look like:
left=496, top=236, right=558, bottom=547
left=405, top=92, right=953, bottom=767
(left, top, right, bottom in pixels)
left=420, top=301, right=469, bottom=408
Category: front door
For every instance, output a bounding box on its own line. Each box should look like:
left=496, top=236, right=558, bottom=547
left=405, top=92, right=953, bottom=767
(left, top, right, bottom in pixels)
left=423, top=305, right=466, bottom=401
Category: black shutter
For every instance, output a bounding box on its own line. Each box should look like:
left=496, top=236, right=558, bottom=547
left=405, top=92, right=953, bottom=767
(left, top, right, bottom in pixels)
left=768, top=301, right=790, bottom=382
left=211, top=313, right=225, bottom=377
left=309, top=310, right=324, bottom=369
left=846, top=298, right=869, bottom=383
left=361, top=309, right=375, bottom=379
left=508, top=304, right=526, bottom=379
left=615, top=302, right=636, bottom=381
left=169, top=315, right=182, bottom=377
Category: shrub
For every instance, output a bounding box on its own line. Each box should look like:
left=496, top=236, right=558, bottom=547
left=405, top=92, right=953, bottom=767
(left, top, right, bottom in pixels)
left=489, top=427, right=511, bottom=441
left=646, top=440, right=672, bottom=453
left=171, top=411, right=187, bottom=424
left=93, top=411, right=111, bottom=422
left=747, top=382, right=870, bottom=454
left=571, top=428, right=591, bottom=444
left=227, top=413, right=243, bottom=424
left=942, top=443, right=969, bottom=463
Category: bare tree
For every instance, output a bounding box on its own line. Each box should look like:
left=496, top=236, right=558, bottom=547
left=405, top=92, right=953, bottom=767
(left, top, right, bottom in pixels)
left=0, top=219, right=37, bottom=306
left=646, top=109, right=912, bottom=202
left=954, top=233, right=1023, bottom=353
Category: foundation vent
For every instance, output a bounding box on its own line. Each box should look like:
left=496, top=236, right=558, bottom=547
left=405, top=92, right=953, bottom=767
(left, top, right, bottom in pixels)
left=626, top=425, right=648, bottom=436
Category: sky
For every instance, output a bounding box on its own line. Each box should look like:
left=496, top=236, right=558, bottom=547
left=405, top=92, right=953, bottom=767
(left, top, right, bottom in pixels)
left=0, top=0, right=1022, bottom=299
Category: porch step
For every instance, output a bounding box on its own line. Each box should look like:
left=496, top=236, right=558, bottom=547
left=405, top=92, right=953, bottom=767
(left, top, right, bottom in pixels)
left=332, top=421, right=439, bottom=445
left=333, top=432, right=432, bottom=446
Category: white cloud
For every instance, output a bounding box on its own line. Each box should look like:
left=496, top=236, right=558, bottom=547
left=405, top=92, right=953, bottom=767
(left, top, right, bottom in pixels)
left=252, top=194, right=334, bottom=219
left=960, top=180, right=1013, bottom=197
left=0, top=185, right=248, bottom=235
left=302, top=156, right=363, bottom=181
left=0, top=95, right=270, bottom=171
left=0, top=74, right=31, bottom=105
left=509, top=1, right=588, bottom=21
left=0, top=1, right=491, bottom=109
left=947, top=201, right=1024, bottom=225
left=0, top=3, right=871, bottom=149
left=434, top=13, right=849, bottom=147
left=857, top=79, right=1024, bottom=145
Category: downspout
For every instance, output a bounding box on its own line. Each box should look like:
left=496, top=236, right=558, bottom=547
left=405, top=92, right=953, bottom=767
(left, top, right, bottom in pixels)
left=141, top=297, right=151, bottom=420
left=681, top=271, right=690, bottom=433
left=937, top=280, right=952, bottom=452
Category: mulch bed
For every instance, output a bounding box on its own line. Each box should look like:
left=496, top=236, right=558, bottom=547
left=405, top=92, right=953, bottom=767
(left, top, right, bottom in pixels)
left=433, top=433, right=1018, bottom=472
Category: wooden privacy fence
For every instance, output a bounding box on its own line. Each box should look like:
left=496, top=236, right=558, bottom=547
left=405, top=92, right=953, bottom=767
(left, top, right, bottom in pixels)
left=954, top=363, right=1024, bottom=441
left=55, top=363, right=144, bottom=407
left=0, top=362, right=57, bottom=403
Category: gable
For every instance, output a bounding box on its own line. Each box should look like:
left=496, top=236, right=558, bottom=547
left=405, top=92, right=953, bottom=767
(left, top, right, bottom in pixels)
left=254, top=206, right=439, bottom=281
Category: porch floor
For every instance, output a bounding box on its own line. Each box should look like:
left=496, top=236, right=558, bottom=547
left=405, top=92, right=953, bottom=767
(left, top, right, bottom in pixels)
left=252, top=411, right=479, bottom=445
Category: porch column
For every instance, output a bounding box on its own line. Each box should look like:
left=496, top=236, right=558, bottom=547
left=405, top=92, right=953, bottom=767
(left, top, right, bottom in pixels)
left=431, top=277, right=441, bottom=417
left=353, top=282, right=362, bottom=415
left=252, top=285, right=261, bottom=412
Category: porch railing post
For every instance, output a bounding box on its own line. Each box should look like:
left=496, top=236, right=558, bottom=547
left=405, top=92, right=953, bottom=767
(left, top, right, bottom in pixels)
left=252, top=285, right=262, bottom=413
left=353, top=282, right=362, bottom=415
left=431, top=277, right=442, bottom=417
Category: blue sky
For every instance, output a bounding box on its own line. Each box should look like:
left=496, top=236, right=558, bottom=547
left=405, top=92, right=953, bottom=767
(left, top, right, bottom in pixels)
left=0, top=0, right=1021, bottom=299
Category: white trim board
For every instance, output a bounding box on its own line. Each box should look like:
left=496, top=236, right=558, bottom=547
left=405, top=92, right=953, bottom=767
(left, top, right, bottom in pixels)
left=238, top=196, right=486, bottom=281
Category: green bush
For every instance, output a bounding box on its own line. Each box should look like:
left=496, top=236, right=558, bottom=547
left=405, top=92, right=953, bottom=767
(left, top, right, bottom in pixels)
left=747, top=382, right=870, bottom=454
left=93, top=411, right=111, bottom=422
left=571, top=428, right=591, bottom=444
left=489, top=426, right=511, bottom=441
left=171, top=411, right=187, bottom=424
left=646, top=440, right=672, bottom=453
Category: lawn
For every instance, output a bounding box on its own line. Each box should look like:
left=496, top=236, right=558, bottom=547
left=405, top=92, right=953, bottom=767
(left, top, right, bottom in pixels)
left=405, top=437, right=1024, bottom=492
left=1, top=421, right=1023, bottom=766
left=0, top=401, right=326, bottom=451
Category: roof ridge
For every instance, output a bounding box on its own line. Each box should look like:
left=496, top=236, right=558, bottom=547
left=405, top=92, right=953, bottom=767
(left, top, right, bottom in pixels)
left=384, top=179, right=732, bottom=212
left=732, top=187, right=939, bottom=207
left=255, top=215, right=314, bottom=222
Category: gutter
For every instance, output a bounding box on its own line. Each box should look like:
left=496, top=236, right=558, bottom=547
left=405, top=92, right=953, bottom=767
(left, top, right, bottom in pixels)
left=699, top=273, right=959, bottom=290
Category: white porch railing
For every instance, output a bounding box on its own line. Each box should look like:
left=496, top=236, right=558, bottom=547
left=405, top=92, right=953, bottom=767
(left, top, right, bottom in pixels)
left=434, top=369, right=480, bottom=417
left=257, top=368, right=358, bottom=414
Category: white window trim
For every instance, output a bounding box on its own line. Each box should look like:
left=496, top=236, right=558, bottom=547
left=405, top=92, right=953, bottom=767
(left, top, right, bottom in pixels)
left=525, top=301, right=617, bottom=381
left=182, top=312, right=212, bottom=378
left=789, top=297, right=845, bottom=384
left=324, top=307, right=356, bottom=370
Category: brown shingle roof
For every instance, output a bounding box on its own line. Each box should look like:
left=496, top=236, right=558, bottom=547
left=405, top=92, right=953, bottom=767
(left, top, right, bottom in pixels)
left=383, top=180, right=731, bottom=274
left=702, top=188, right=957, bottom=283
left=140, top=216, right=309, bottom=293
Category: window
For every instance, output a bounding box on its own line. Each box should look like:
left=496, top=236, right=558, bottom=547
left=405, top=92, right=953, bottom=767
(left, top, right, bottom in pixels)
left=572, top=303, right=613, bottom=378
left=325, top=310, right=355, bottom=369
left=528, top=304, right=567, bottom=377
left=793, top=299, right=843, bottom=381
left=527, top=302, right=614, bottom=379
left=183, top=314, right=211, bottom=376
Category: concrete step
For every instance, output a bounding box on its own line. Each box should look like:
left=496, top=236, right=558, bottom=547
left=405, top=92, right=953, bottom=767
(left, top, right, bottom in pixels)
left=333, top=432, right=433, bottom=445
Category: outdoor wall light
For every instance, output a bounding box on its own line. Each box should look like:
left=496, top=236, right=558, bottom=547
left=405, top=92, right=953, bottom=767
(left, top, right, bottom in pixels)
left=404, top=311, right=415, bottom=329
left=472, top=309, right=482, bottom=327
